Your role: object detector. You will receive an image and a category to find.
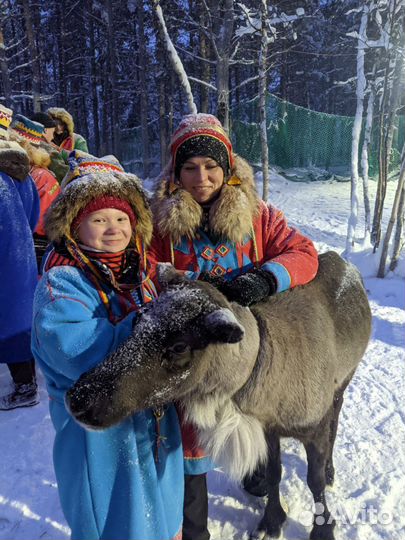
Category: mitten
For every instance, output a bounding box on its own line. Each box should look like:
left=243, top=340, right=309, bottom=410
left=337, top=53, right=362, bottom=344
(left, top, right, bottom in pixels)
left=218, top=268, right=277, bottom=307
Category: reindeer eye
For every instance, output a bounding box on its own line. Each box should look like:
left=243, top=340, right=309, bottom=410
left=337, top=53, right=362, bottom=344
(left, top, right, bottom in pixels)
left=168, top=341, right=189, bottom=355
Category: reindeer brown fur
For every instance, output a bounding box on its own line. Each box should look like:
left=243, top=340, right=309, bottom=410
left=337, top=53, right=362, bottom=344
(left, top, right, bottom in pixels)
left=66, top=251, right=371, bottom=540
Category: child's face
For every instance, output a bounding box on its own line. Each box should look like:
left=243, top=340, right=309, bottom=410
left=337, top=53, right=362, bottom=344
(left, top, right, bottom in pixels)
left=77, top=208, right=133, bottom=253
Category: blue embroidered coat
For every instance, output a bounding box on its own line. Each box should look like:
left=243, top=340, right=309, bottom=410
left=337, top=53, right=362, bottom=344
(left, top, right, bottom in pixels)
left=31, top=265, right=184, bottom=540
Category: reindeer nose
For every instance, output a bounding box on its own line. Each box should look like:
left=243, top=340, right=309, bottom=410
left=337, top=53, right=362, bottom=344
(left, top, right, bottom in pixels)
left=65, top=388, right=108, bottom=430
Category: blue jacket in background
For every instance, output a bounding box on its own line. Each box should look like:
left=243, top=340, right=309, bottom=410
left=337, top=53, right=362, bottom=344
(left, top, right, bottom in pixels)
left=0, top=170, right=39, bottom=363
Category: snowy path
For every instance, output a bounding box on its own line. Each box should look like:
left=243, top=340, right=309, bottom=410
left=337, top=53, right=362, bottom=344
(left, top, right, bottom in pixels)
left=1, top=172, right=404, bottom=540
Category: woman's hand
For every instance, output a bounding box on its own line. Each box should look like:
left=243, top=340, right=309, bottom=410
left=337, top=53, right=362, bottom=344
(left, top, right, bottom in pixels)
left=202, top=269, right=277, bottom=307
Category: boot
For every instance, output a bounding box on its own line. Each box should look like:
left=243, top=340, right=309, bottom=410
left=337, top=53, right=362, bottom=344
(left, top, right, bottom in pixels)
left=0, top=382, right=39, bottom=410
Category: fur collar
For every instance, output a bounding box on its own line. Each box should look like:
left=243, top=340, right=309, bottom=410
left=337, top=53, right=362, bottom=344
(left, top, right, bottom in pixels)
left=0, top=139, right=30, bottom=181
left=152, top=154, right=260, bottom=244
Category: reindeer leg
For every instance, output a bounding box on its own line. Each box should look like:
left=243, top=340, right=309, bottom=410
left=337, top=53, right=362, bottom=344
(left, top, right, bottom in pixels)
left=325, top=389, right=343, bottom=487
left=304, top=410, right=336, bottom=540
left=325, top=376, right=353, bottom=487
left=251, top=430, right=286, bottom=539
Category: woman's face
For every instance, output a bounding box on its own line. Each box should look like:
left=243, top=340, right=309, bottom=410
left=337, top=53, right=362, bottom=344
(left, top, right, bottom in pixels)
left=55, top=121, right=66, bottom=134
left=77, top=208, right=133, bottom=253
left=179, top=156, right=224, bottom=204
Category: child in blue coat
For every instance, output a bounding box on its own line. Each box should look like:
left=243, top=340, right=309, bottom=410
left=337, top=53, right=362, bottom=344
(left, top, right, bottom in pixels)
left=31, top=151, right=183, bottom=540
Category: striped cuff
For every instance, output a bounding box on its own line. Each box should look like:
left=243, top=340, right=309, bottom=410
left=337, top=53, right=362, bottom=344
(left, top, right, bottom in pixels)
left=261, top=261, right=291, bottom=292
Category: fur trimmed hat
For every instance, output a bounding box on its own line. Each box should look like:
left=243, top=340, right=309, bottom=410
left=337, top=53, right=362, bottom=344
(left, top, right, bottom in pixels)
left=170, top=114, right=234, bottom=179
left=45, top=151, right=153, bottom=246
left=12, top=114, right=45, bottom=145
left=47, top=107, right=74, bottom=135
left=0, top=104, right=13, bottom=141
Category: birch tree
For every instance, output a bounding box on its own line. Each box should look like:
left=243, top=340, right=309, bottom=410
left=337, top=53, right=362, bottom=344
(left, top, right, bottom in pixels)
left=371, top=0, right=405, bottom=250
left=345, top=2, right=371, bottom=255
left=152, top=0, right=197, bottom=115
left=360, top=81, right=375, bottom=242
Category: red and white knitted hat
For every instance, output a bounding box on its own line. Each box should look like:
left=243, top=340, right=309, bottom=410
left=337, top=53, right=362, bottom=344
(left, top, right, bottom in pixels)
left=170, top=113, right=234, bottom=178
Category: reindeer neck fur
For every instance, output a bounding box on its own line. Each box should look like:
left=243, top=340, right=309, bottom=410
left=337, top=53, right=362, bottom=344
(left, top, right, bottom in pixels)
left=181, top=304, right=267, bottom=481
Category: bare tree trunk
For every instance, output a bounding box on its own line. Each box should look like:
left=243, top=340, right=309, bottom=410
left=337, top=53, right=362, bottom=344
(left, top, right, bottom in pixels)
left=199, top=7, right=210, bottom=113
left=346, top=4, right=368, bottom=255
left=259, top=0, right=270, bottom=201
left=137, top=0, right=150, bottom=177
left=89, top=14, right=100, bottom=155
left=21, top=0, right=41, bottom=111
left=377, top=143, right=405, bottom=277
left=389, top=180, right=405, bottom=272
left=152, top=0, right=197, bottom=114
left=360, top=83, right=375, bottom=243
left=371, top=0, right=403, bottom=250
left=157, top=40, right=168, bottom=168
left=0, top=27, right=12, bottom=104
left=102, top=68, right=111, bottom=155
left=213, top=0, right=234, bottom=132
left=106, top=0, right=120, bottom=157
left=55, top=2, right=67, bottom=105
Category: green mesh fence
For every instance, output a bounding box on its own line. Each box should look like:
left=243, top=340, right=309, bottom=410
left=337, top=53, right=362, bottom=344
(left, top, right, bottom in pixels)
left=119, top=94, right=403, bottom=178
left=232, top=93, right=404, bottom=177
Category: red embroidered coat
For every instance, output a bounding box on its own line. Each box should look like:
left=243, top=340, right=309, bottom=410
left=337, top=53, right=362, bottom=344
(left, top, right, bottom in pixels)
left=149, top=154, right=319, bottom=474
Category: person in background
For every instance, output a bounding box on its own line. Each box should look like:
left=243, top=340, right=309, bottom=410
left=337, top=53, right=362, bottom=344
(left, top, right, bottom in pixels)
left=30, top=111, right=56, bottom=145
left=31, top=151, right=183, bottom=540
left=0, top=104, right=40, bottom=411
left=47, top=107, right=88, bottom=160
left=30, top=111, right=69, bottom=183
left=149, top=113, right=319, bottom=540
left=11, top=114, right=61, bottom=270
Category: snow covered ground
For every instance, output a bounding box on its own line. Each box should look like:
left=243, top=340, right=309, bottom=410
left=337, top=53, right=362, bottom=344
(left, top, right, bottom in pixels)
left=1, top=170, right=404, bottom=540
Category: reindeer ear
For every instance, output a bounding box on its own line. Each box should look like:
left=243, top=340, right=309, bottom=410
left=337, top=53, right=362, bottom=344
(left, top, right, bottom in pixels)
left=157, top=263, right=186, bottom=288
left=204, top=308, right=245, bottom=344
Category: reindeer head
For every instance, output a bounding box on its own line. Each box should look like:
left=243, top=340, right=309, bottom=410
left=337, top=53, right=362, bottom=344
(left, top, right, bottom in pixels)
left=65, top=264, right=245, bottom=429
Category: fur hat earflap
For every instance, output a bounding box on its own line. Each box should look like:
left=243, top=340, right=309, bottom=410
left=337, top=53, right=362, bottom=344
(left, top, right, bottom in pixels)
left=47, top=107, right=74, bottom=135
left=0, top=139, right=30, bottom=181
left=153, top=154, right=260, bottom=244
left=45, top=151, right=153, bottom=246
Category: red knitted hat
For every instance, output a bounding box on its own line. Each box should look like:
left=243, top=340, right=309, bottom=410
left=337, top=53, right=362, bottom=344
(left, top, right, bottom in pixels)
left=71, top=195, right=136, bottom=232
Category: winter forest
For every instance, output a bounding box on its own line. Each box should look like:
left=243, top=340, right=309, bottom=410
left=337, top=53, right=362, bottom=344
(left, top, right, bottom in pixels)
left=1, top=0, right=404, bottom=275
left=0, top=1, right=405, bottom=540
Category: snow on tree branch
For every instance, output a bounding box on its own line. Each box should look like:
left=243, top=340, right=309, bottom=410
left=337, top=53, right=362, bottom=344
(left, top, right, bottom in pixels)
left=152, top=0, right=197, bottom=115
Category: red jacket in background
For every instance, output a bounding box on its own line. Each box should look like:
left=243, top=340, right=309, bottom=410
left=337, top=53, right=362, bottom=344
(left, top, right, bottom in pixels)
left=30, top=166, right=61, bottom=237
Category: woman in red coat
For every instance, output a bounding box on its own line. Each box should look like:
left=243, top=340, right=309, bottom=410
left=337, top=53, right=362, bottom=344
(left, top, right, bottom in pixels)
left=149, top=113, right=319, bottom=540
